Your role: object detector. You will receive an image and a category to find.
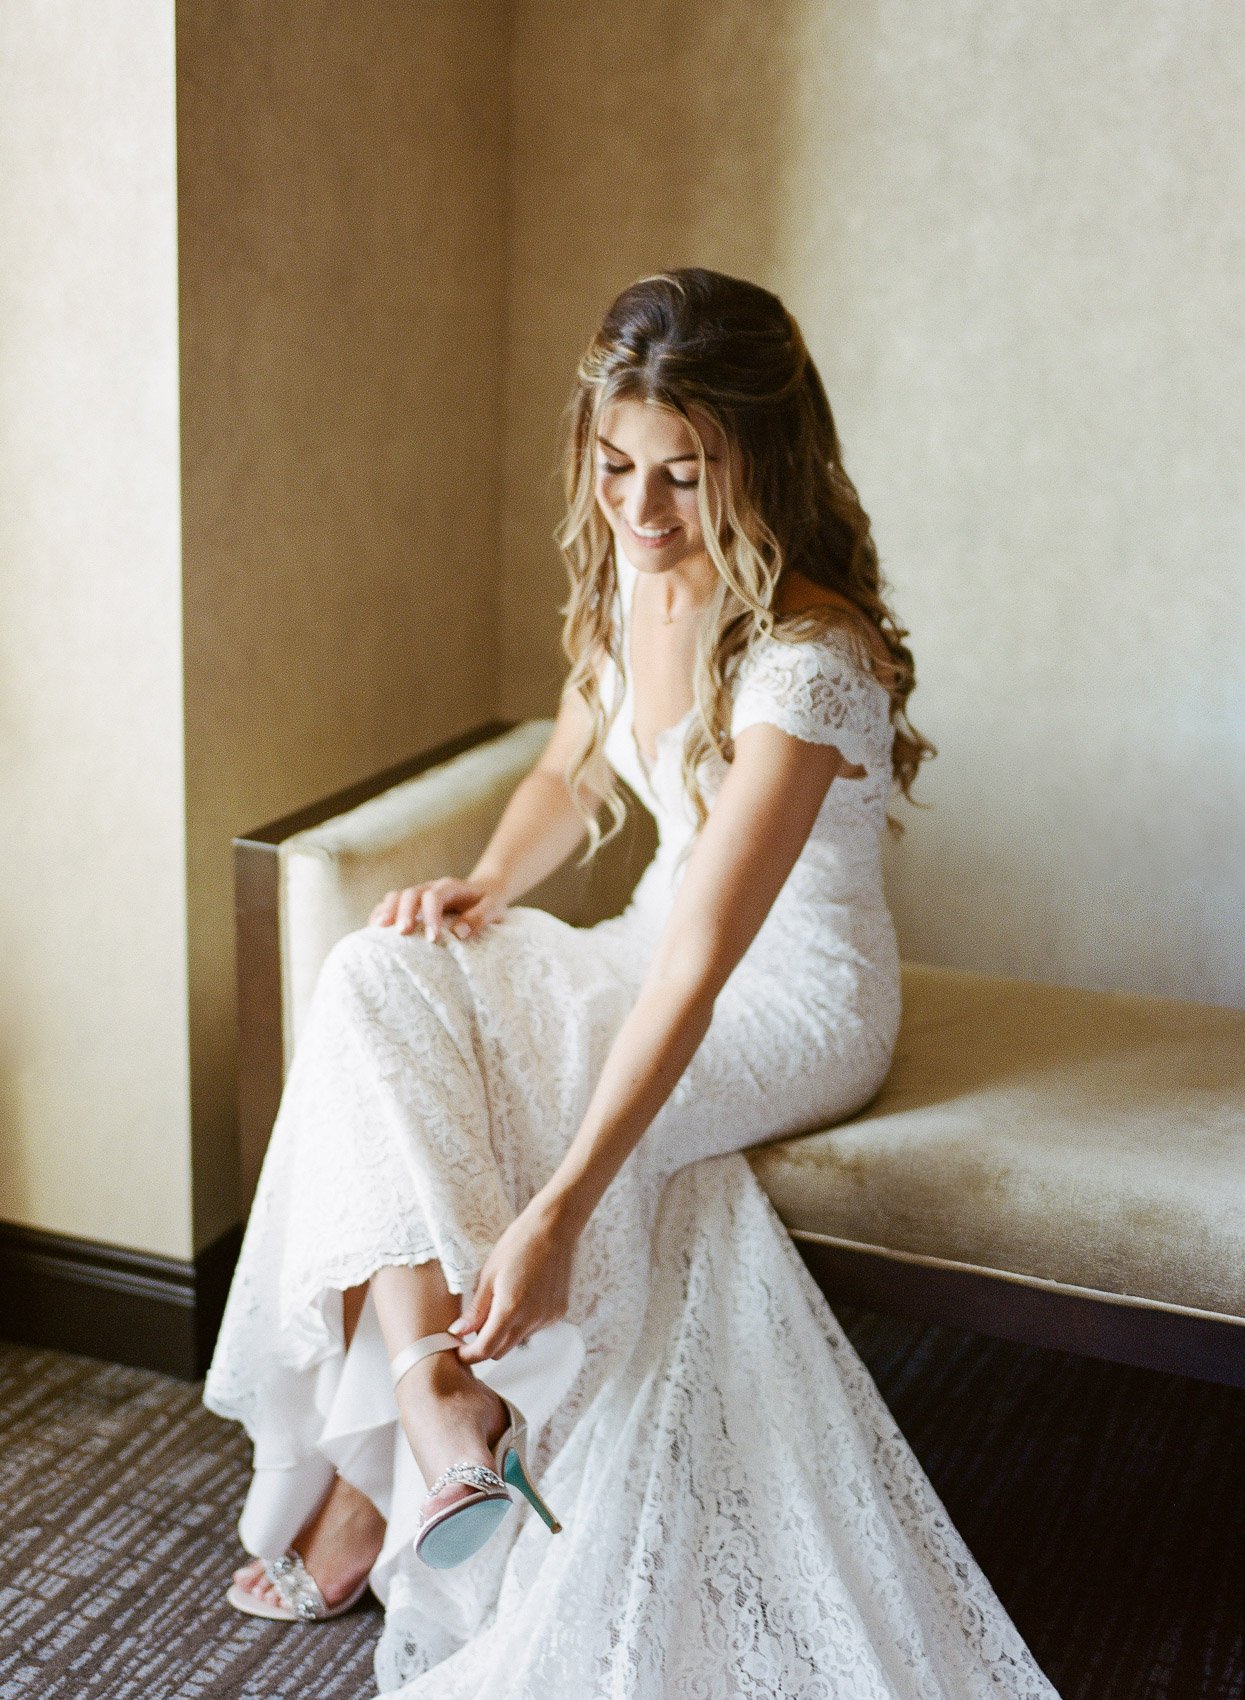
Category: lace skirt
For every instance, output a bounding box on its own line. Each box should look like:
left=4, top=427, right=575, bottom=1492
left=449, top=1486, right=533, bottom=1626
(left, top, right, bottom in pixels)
left=203, top=899, right=1058, bottom=1699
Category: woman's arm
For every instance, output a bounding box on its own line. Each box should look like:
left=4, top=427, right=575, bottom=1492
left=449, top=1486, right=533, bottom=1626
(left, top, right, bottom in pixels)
left=372, top=680, right=611, bottom=937
left=467, top=682, right=611, bottom=904
left=454, top=721, right=864, bottom=1361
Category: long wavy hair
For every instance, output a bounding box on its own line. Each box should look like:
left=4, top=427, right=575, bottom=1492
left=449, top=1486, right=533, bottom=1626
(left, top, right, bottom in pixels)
left=554, top=267, right=934, bottom=863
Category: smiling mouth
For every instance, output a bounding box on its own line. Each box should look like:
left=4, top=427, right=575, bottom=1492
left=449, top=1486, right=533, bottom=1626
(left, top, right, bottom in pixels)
left=624, top=517, right=680, bottom=546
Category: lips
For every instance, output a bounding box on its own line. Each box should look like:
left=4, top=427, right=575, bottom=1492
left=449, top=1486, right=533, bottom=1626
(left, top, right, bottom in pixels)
left=624, top=517, right=680, bottom=547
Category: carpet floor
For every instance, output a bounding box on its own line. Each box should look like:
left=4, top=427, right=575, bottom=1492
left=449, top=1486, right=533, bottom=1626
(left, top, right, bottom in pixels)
left=0, top=1303, right=1241, bottom=1699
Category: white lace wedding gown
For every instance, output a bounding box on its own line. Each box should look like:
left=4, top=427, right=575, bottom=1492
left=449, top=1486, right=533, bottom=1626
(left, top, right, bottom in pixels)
left=204, top=547, right=1061, bottom=1699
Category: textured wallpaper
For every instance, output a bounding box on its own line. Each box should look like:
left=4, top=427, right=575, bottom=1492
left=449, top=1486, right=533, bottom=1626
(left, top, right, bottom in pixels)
left=500, top=0, right=1244, bottom=1007
left=177, top=2, right=511, bottom=1247
left=4, top=1, right=1240, bottom=1261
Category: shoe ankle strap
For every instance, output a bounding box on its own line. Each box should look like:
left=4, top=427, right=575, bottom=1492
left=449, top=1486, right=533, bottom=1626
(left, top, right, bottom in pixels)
left=390, top=1331, right=461, bottom=1391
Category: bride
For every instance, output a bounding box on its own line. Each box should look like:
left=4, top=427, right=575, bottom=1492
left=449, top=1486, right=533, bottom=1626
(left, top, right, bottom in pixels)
left=204, top=267, right=1061, bottom=1698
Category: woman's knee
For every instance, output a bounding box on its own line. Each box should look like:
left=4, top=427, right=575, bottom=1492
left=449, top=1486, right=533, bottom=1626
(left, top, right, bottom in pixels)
left=314, top=923, right=465, bottom=1021
left=324, top=921, right=437, bottom=972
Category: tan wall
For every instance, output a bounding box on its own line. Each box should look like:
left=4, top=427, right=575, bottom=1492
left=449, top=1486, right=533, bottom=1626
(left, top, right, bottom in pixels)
left=178, top=3, right=512, bottom=1251
left=4, top=1, right=1240, bottom=1265
left=2, top=3, right=512, bottom=1259
left=499, top=0, right=1245, bottom=1009
left=0, top=7, right=192, bottom=1255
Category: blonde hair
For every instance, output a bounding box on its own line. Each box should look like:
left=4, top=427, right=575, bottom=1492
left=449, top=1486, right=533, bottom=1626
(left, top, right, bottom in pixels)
left=554, top=267, right=934, bottom=864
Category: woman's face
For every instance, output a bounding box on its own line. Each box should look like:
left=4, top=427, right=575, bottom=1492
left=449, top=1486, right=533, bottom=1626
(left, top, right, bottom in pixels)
left=594, top=397, right=728, bottom=576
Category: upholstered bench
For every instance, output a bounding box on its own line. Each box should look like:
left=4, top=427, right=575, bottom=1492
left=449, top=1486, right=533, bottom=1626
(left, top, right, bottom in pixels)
left=235, top=721, right=1245, bottom=1389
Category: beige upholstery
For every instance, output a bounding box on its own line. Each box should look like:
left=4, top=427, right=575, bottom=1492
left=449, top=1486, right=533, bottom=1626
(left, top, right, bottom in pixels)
left=272, top=718, right=1245, bottom=1330
left=275, top=720, right=652, bottom=1072
left=750, top=965, right=1245, bottom=1322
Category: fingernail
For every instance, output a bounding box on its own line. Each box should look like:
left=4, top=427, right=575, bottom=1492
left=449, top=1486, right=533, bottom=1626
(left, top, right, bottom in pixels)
left=452, top=921, right=469, bottom=939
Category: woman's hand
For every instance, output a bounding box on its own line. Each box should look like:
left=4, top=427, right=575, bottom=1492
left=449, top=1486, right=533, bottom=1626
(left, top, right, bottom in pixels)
left=368, top=875, right=508, bottom=943
left=449, top=1195, right=577, bottom=1363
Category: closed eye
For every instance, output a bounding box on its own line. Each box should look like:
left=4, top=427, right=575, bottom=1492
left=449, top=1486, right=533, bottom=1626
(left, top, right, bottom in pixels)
left=599, top=460, right=699, bottom=489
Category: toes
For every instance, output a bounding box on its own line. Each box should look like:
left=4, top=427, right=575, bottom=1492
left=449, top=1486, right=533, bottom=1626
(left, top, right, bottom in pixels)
left=240, top=1566, right=283, bottom=1609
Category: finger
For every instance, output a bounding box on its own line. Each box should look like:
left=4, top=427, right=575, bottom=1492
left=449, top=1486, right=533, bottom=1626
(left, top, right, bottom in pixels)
left=456, top=1295, right=508, bottom=1363
left=421, top=886, right=445, bottom=943
left=449, top=897, right=496, bottom=940
left=450, top=1273, right=492, bottom=1340
left=395, top=886, right=425, bottom=935
left=426, top=878, right=477, bottom=941
left=459, top=1313, right=509, bottom=1362
left=370, top=890, right=399, bottom=926
left=470, top=890, right=507, bottom=935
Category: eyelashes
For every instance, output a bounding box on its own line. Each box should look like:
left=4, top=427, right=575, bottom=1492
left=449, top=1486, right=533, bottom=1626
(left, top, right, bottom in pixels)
left=599, top=461, right=699, bottom=489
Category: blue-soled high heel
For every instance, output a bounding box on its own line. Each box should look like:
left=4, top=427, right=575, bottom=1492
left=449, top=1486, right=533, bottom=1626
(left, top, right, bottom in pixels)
left=389, top=1331, right=563, bottom=1570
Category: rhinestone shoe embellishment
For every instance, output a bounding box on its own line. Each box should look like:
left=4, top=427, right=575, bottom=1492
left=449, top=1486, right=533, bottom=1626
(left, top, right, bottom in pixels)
left=425, top=1461, right=508, bottom=1500
left=265, top=1552, right=327, bottom=1620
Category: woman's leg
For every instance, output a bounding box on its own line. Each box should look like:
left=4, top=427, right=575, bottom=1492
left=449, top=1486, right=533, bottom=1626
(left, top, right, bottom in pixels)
left=232, top=1264, right=510, bottom=1609
left=231, top=1279, right=387, bottom=1611
left=371, top=1262, right=508, bottom=1516
left=217, top=918, right=586, bottom=1609
left=342, top=1280, right=368, bottom=1348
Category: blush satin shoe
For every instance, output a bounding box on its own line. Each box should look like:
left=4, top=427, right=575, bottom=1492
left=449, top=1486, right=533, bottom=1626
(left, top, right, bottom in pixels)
left=389, top=1330, right=563, bottom=1570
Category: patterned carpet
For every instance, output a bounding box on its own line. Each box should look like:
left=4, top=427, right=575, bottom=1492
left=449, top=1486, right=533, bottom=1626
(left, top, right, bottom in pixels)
left=0, top=1303, right=1241, bottom=1700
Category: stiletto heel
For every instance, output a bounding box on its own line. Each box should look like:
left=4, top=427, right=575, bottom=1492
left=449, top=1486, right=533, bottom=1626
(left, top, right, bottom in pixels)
left=501, top=1431, right=562, bottom=1533
left=390, top=1330, right=564, bottom=1569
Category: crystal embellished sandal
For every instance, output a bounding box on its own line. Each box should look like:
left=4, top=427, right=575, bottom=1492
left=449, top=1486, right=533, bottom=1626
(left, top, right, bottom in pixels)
left=390, top=1330, right=564, bottom=1570
left=226, top=1551, right=371, bottom=1621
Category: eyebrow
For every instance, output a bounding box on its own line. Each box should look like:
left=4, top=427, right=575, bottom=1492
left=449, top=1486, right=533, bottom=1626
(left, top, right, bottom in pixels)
left=596, top=435, right=716, bottom=464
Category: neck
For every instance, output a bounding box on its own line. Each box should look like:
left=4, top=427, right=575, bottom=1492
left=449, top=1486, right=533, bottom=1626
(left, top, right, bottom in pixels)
left=645, top=559, right=718, bottom=623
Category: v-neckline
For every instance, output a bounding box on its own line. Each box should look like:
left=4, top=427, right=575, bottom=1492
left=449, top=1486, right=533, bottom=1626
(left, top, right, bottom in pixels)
left=622, top=554, right=696, bottom=784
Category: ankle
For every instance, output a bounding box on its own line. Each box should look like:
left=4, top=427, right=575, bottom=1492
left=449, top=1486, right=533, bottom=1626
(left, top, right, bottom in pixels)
left=332, top=1489, right=385, bottom=1539
left=394, top=1357, right=506, bottom=1474
left=399, top=1348, right=476, bottom=1400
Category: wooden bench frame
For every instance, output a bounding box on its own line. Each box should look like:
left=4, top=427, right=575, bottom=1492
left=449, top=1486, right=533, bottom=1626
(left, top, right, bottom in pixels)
left=234, top=722, right=1245, bottom=1390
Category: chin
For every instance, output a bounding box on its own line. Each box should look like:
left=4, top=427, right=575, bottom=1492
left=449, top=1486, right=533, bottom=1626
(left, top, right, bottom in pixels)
left=618, top=530, right=694, bottom=572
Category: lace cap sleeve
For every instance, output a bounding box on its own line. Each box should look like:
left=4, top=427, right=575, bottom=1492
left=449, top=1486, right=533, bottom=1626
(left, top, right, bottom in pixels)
left=730, top=633, right=883, bottom=771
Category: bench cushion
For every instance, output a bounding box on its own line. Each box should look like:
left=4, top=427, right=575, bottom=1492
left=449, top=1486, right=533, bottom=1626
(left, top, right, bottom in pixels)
left=747, top=963, right=1245, bottom=1321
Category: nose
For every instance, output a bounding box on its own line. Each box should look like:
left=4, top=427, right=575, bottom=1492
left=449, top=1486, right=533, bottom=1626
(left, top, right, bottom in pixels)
left=621, top=469, right=674, bottom=530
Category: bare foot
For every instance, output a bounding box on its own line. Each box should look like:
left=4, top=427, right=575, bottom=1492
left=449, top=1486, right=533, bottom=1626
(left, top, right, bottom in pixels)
left=395, top=1349, right=509, bottom=1520
left=231, top=1473, right=385, bottom=1614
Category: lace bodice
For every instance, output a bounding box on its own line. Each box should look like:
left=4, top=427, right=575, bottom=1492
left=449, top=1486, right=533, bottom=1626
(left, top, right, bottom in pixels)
left=600, top=546, right=898, bottom=956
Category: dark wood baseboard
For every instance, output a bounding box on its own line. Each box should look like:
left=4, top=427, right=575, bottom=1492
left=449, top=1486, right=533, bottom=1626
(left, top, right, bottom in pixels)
left=793, top=1234, right=1245, bottom=1390
left=4, top=1212, right=1242, bottom=1392
left=0, top=1220, right=242, bottom=1381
